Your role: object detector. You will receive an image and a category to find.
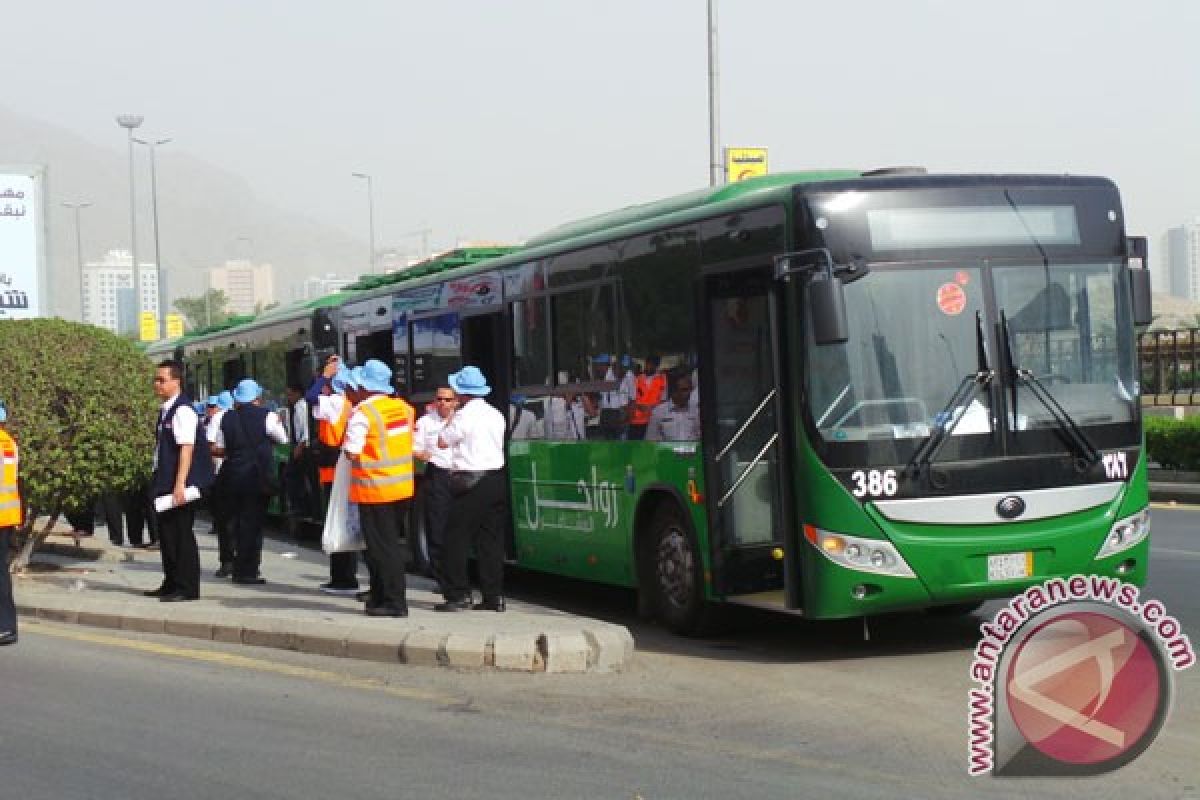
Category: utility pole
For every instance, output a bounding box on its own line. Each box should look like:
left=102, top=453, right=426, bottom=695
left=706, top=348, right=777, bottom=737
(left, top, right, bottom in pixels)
left=135, top=136, right=171, bottom=338
left=707, top=0, right=723, bottom=187
left=61, top=201, right=93, bottom=323
left=116, top=114, right=144, bottom=333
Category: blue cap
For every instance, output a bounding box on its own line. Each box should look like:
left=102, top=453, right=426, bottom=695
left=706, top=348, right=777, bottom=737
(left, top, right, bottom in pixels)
left=206, top=395, right=220, bottom=407
left=233, top=379, right=262, bottom=404
left=330, top=363, right=356, bottom=394
left=449, top=365, right=491, bottom=396
left=620, top=354, right=632, bottom=367
left=217, top=391, right=234, bottom=411
left=0, top=401, right=7, bottom=424
left=592, top=353, right=611, bottom=365
left=192, top=401, right=205, bottom=414
left=354, top=359, right=393, bottom=393
left=510, top=393, right=526, bottom=405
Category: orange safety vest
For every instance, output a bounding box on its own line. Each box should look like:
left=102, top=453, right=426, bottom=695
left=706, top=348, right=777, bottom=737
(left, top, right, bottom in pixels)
left=631, top=372, right=667, bottom=425
left=317, top=400, right=351, bottom=485
left=349, top=396, right=415, bottom=504
left=0, top=428, right=21, bottom=528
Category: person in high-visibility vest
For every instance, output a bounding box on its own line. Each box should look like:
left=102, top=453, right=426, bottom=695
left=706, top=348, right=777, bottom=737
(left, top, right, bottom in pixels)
left=628, top=354, right=667, bottom=440
left=0, top=400, right=21, bottom=645
left=342, top=359, right=415, bottom=617
left=308, top=355, right=361, bottom=596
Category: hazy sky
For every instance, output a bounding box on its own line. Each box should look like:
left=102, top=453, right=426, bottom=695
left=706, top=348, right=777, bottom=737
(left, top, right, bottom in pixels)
left=5, top=0, right=1198, bottom=257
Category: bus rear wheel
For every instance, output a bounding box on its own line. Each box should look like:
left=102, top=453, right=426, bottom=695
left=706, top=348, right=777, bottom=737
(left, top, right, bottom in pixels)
left=647, top=503, right=709, bottom=635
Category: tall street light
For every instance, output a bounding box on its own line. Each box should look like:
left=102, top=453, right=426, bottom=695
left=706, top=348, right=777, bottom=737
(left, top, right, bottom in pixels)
left=135, top=135, right=171, bottom=338
left=707, top=0, right=722, bottom=187
left=61, top=201, right=93, bottom=323
left=351, top=172, right=376, bottom=274
left=116, top=114, right=144, bottom=333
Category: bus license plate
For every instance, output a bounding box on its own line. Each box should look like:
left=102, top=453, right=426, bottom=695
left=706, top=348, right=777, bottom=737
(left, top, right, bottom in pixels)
left=987, top=552, right=1032, bottom=581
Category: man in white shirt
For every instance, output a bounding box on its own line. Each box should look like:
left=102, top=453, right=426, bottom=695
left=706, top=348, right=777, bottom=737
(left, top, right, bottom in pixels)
left=646, top=372, right=701, bottom=442
left=414, top=387, right=457, bottom=594
left=144, top=360, right=214, bottom=603
left=284, top=383, right=315, bottom=522
left=206, top=391, right=236, bottom=577
left=434, top=366, right=509, bottom=612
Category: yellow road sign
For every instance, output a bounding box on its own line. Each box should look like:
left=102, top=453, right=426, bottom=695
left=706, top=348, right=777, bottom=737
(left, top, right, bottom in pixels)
left=139, top=311, right=157, bottom=342
left=725, top=147, right=768, bottom=182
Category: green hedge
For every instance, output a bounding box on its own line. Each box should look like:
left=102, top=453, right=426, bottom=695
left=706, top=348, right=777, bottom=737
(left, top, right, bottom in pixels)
left=1144, top=414, right=1200, bottom=471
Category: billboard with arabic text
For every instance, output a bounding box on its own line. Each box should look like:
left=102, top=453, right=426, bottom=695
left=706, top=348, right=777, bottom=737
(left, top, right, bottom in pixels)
left=0, top=165, right=47, bottom=319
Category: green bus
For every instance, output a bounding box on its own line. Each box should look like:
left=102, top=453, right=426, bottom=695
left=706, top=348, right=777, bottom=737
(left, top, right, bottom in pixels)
left=151, top=170, right=1154, bottom=633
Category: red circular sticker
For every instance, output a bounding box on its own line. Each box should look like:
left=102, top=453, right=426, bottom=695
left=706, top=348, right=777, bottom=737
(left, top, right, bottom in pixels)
left=936, top=282, right=967, bottom=315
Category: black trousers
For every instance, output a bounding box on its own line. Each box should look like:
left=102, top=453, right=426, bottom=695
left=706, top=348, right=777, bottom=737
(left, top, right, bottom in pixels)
left=98, top=493, right=125, bottom=545
left=157, top=503, right=199, bottom=598
left=229, top=491, right=270, bottom=580
left=124, top=485, right=156, bottom=546
left=64, top=504, right=94, bottom=534
left=422, top=464, right=452, bottom=593
left=359, top=500, right=409, bottom=610
left=209, top=481, right=236, bottom=567
left=0, top=527, right=16, bottom=636
left=443, top=470, right=507, bottom=603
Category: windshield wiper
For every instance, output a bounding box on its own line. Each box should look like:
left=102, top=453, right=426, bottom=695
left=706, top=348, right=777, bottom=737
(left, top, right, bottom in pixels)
left=998, top=309, right=1101, bottom=467
left=908, top=311, right=994, bottom=477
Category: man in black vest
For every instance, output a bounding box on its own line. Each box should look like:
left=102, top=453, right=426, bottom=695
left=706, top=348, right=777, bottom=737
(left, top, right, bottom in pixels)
left=144, top=360, right=213, bottom=602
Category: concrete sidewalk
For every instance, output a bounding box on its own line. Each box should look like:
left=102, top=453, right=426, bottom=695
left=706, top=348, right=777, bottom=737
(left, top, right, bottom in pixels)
left=12, top=521, right=634, bottom=674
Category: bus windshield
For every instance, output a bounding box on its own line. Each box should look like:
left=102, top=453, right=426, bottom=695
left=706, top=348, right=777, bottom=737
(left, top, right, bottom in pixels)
left=804, top=260, right=1137, bottom=466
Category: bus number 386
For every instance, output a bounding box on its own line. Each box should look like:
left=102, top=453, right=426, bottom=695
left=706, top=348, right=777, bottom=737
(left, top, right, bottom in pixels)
left=850, top=469, right=898, bottom=499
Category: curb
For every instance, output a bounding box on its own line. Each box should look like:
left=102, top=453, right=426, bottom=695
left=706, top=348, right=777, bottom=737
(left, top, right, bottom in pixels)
left=13, top=592, right=634, bottom=674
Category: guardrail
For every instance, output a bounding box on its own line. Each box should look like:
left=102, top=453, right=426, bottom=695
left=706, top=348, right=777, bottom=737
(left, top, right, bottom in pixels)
left=1140, top=328, right=1200, bottom=406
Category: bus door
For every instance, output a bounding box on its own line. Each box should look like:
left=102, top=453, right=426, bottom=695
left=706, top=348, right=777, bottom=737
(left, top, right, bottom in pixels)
left=699, top=268, right=791, bottom=605
left=461, top=310, right=508, bottom=412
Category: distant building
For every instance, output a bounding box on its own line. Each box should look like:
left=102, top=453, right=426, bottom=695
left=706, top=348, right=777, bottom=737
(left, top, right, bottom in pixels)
left=295, top=274, right=354, bottom=301
left=208, top=260, right=274, bottom=315
left=82, top=249, right=159, bottom=334
left=1161, top=220, right=1200, bottom=301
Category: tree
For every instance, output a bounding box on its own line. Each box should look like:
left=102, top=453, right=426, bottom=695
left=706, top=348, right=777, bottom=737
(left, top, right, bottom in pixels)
left=0, top=319, right=158, bottom=571
left=174, top=289, right=231, bottom=331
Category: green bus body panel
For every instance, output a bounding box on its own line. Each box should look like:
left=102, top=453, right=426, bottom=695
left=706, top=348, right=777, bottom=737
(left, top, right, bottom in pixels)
left=790, top=435, right=1150, bottom=619
left=507, top=440, right=710, bottom=588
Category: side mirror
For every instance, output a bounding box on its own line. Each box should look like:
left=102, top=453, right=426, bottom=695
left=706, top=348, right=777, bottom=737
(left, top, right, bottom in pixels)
left=809, top=271, right=849, bottom=345
left=1127, top=236, right=1153, bottom=327
left=776, top=248, right=851, bottom=345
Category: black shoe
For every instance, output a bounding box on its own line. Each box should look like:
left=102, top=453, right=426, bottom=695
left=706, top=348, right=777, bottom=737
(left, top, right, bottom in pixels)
left=214, top=564, right=233, bottom=578
left=0, top=631, right=17, bottom=646
left=159, top=593, right=198, bottom=603
left=434, top=598, right=472, bottom=612
left=143, top=586, right=173, bottom=598
left=365, top=604, right=409, bottom=618
left=355, top=591, right=371, bottom=603
left=473, top=598, right=506, bottom=612
left=232, top=575, right=267, bottom=585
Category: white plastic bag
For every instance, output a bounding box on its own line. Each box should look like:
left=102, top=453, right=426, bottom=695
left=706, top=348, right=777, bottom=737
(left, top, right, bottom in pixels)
left=322, top=455, right=365, bottom=554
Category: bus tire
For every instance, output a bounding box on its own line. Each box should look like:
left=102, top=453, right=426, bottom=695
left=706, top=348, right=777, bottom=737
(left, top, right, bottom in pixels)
left=926, top=601, right=984, bottom=617
left=407, top=491, right=432, bottom=576
left=647, top=502, right=710, bottom=635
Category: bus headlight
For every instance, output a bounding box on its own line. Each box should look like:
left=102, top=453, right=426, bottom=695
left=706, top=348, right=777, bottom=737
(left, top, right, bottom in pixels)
left=804, top=524, right=916, bottom=578
left=1096, top=507, right=1150, bottom=560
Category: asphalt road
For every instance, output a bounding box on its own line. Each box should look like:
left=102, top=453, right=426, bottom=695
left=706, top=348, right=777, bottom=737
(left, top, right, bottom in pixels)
left=2, top=505, right=1197, bottom=799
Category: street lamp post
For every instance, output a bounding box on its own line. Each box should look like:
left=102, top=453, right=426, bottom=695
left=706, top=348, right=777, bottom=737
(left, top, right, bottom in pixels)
left=351, top=172, right=376, bottom=274
left=115, top=114, right=144, bottom=333
left=135, top=136, right=172, bottom=338
left=61, top=201, right=93, bottom=323
left=707, top=0, right=723, bottom=187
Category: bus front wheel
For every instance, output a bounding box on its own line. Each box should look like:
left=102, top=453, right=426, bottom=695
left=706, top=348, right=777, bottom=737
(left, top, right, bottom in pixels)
left=647, top=503, right=709, bottom=635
